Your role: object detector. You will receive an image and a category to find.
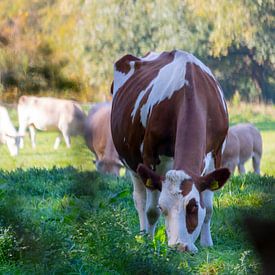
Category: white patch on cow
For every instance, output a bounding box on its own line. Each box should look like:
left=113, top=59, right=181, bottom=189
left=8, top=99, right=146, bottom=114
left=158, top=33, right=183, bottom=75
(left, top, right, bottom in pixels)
left=222, top=138, right=227, bottom=154
left=113, top=61, right=136, bottom=96
left=201, top=152, right=213, bottom=175
left=217, top=85, right=227, bottom=112
left=131, top=90, right=147, bottom=121
left=141, top=52, right=161, bottom=62
left=140, top=141, right=144, bottom=154
left=130, top=50, right=217, bottom=127
left=165, top=169, right=191, bottom=191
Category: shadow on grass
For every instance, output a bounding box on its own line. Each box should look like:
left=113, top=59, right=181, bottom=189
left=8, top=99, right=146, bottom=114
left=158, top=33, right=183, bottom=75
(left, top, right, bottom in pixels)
left=0, top=167, right=122, bottom=273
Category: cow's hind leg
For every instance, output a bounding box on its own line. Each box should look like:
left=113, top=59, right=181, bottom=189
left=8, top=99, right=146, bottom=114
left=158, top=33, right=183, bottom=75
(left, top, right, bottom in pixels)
left=29, top=125, right=36, bottom=149
left=146, top=189, right=160, bottom=236
left=130, top=172, right=147, bottom=233
left=61, top=130, right=71, bottom=148
left=54, top=134, right=62, bottom=150
left=252, top=152, right=261, bottom=175
left=238, top=162, right=246, bottom=174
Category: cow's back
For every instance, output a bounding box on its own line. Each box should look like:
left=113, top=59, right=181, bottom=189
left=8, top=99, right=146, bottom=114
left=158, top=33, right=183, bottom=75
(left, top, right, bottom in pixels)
left=231, top=123, right=262, bottom=161
left=111, top=50, right=228, bottom=173
left=18, top=96, right=86, bottom=134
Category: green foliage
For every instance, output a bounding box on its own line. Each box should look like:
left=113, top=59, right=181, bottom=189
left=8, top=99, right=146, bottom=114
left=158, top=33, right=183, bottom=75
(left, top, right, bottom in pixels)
left=0, top=0, right=273, bottom=102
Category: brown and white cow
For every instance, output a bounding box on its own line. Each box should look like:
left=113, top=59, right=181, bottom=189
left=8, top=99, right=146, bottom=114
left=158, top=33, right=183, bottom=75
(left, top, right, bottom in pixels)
left=222, top=123, right=262, bottom=175
left=111, top=50, right=230, bottom=252
left=0, top=105, right=20, bottom=156
left=18, top=96, right=86, bottom=149
left=84, top=102, right=122, bottom=176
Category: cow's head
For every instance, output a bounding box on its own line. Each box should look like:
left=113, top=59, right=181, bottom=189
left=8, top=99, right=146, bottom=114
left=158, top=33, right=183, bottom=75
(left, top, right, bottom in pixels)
left=137, top=164, right=230, bottom=252
left=96, top=159, right=123, bottom=176
left=4, top=133, right=21, bottom=156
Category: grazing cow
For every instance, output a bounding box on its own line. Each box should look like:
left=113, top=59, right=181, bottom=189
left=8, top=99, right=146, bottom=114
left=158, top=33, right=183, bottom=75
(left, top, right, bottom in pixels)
left=18, top=96, right=86, bottom=149
left=0, top=105, right=20, bottom=156
left=222, top=123, right=262, bottom=175
left=84, top=102, right=122, bottom=176
left=111, top=50, right=230, bottom=252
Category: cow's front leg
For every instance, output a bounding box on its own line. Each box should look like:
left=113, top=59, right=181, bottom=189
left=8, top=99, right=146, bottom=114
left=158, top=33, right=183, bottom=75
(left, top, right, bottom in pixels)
left=29, top=125, right=36, bottom=149
left=130, top=172, right=147, bottom=233
left=200, top=190, right=214, bottom=247
left=62, top=132, right=71, bottom=148
left=146, top=189, right=161, bottom=236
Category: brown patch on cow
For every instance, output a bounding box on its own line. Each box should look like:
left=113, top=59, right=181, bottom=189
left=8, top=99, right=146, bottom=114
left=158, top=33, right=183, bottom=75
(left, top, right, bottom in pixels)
left=186, top=198, right=198, bottom=234
left=180, top=180, right=193, bottom=197
left=195, top=168, right=230, bottom=192
left=115, top=54, right=140, bottom=74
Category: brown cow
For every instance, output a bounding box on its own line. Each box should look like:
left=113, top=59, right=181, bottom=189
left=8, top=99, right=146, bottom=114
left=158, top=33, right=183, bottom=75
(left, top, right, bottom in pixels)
left=222, top=123, right=262, bottom=175
left=111, top=50, right=230, bottom=252
left=84, top=102, right=122, bottom=176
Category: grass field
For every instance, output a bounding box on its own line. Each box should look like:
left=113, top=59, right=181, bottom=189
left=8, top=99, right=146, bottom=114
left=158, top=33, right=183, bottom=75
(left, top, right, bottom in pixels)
left=0, top=103, right=274, bottom=274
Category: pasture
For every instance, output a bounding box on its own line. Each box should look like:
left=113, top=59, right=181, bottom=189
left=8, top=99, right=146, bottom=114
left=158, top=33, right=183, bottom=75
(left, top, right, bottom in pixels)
left=0, top=103, right=274, bottom=274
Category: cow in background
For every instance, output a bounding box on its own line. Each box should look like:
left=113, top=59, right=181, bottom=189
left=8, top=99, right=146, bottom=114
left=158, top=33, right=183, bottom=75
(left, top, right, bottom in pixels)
left=84, top=102, right=122, bottom=176
left=111, top=50, right=230, bottom=252
left=17, top=96, right=86, bottom=149
left=0, top=105, right=20, bottom=156
left=222, top=123, right=262, bottom=175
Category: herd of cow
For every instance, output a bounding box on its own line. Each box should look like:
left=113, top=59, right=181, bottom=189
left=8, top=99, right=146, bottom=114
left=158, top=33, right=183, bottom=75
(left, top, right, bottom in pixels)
left=0, top=50, right=265, bottom=254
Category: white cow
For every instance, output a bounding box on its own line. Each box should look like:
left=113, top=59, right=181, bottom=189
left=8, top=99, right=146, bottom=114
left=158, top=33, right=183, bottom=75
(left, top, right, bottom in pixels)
left=18, top=96, right=86, bottom=149
left=0, top=105, right=20, bottom=156
left=222, top=123, right=262, bottom=174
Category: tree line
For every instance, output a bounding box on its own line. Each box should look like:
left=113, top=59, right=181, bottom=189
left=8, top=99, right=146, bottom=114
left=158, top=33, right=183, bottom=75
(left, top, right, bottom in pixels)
left=0, top=0, right=274, bottom=102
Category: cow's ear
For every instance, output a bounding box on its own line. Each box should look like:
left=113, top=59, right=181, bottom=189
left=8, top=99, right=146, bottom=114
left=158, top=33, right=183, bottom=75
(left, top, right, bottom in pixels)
left=110, top=81, right=114, bottom=95
left=197, top=168, right=230, bottom=192
left=137, top=164, right=163, bottom=191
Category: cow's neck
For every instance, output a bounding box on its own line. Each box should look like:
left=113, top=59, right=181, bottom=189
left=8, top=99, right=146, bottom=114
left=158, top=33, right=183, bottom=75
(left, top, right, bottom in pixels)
left=173, top=92, right=206, bottom=176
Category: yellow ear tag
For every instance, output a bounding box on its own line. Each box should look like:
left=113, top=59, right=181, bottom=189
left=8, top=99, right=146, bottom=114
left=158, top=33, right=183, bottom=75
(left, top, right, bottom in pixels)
left=210, top=180, right=219, bottom=191
left=146, top=178, right=153, bottom=188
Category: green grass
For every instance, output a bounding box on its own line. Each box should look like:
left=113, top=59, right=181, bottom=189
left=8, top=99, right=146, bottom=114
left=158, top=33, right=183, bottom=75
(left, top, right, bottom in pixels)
left=0, top=103, right=274, bottom=274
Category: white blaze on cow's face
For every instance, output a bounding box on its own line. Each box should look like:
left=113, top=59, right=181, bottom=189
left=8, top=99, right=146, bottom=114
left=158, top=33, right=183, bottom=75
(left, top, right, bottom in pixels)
left=158, top=170, right=206, bottom=253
